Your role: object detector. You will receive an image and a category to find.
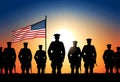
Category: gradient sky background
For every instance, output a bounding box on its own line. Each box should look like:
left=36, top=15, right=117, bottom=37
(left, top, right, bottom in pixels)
left=0, top=0, right=120, bottom=74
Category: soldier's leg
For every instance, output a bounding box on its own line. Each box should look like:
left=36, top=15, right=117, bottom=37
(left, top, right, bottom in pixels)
left=21, top=65, right=25, bottom=74
left=76, top=63, right=80, bottom=74
left=37, top=65, right=40, bottom=74
left=84, top=63, right=88, bottom=74
left=57, top=63, right=62, bottom=74
left=9, top=66, right=13, bottom=74
left=51, top=62, right=56, bottom=74
left=70, top=63, right=74, bottom=74
left=26, top=65, right=30, bottom=74
left=110, top=66, right=113, bottom=74
left=42, top=64, right=46, bottom=74
left=105, top=65, right=109, bottom=73
left=4, top=66, right=8, bottom=74
left=90, top=63, right=94, bottom=74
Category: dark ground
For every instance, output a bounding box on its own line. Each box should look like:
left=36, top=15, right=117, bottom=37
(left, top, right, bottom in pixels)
left=0, top=73, right=120, bottom=81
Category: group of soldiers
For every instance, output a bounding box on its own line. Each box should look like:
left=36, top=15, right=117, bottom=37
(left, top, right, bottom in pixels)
left=0, top=42, right=47, bottom=74
left=103, top=44, right=120, bottom=74
left=0, top=33, right=120, bottom=74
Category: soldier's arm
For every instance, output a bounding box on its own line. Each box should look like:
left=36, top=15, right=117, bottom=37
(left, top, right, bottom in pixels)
left=92, top=46, right=97, bottom=58
left=68, top=47, right=72, bottom=60
left=48, top=42, right=53, bottom=56
left=13, top=48, right=16, bottom=61
left=78, top=47, right=82, bottom=60
left=29, top=49, right=32, bottom=61
left=61, top=42, right=65, bottom=57
left=34, top=51, right=38, bottom=60
left=48, top=42, right=54, bottom=60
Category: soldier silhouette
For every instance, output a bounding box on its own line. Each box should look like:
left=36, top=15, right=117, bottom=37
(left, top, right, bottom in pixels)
left=34, top=45, right=47, bottom=74
left=68, top=41, right=82, bottom=74
left=48, top=33, right=65, bottom=74
left=18, top=42, right=32, bottom=74
left=103, top=44, right=114, bottom=74
left=3, top=42, right=16, bottom=74
left=82, top=38, right=97, bottom=74
left=114, top=47, right=120, bottom=73
left=0, top=47, right=3, bottom=74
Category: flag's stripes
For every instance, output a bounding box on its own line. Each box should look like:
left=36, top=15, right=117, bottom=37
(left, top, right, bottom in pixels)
left=11, top=19, right=46, bottom=42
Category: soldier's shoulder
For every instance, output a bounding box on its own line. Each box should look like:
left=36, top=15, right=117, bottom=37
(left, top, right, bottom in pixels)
left=83, top=45, right=87, bottom=47
left=51, top=41, right=55, bottom=44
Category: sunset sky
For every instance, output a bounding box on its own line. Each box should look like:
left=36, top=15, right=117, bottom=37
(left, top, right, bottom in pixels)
left=0, top=0, right=120, bottom=74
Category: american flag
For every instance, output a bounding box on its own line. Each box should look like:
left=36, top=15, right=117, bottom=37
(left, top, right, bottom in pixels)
left=12, top=19, right=46, bottom=42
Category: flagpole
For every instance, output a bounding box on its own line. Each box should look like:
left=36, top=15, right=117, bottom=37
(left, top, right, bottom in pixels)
left=45, top=16, right=47, bottom=53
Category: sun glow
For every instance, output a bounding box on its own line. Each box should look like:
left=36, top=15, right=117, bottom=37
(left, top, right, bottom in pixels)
left=55, top=29, right=75, bottom=53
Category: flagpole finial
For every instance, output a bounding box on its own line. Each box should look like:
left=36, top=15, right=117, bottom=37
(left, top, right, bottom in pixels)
left=45, top=16, right=47, bottom=19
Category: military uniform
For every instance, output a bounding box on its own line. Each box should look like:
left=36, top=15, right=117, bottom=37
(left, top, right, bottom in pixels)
left=103, top=44, right=114, bottom=73
left=18, top=42, right=32, bottom=74
left=68, top=41, right=82, bottom=74
left=82, top=38, right=97, bottom=74
left=34, top=45, right=47, bottom=74
left=48, top=34, right=65, bottom=74
left=3, top=42, right=16, bottom=74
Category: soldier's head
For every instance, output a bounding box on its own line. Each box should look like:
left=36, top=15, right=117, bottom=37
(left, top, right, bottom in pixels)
left=107, top=44, right=111, bottom=49
left=73, top=41, right=77, bottom=47
left=23, top=42, right=28, bottom=48
left=39, top=45, right=43, bottom=50
left=86, top=38, right=92, bottom=45
left=7, top=42, right=12, bottom=48
left=54, top=33, right=60, bottom=40
left=117, top=47, right=120, bottom=51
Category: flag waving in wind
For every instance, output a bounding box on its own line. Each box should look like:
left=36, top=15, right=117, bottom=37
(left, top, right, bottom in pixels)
left=11, top=19, right=46, bottom=42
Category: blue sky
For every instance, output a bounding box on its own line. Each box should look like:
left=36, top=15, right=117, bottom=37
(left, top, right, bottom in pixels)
left=0, top=0, right=120, bottom=37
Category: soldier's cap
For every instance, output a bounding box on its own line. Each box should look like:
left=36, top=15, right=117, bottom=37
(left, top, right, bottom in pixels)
left=117, top=47, right=120, bottom=50
left=7, top=42, right=12, bottom=44
left=73, top=41, right=78, bottom=44
left=54, top=33, right=60, bottom=37
left=23, top=42, right=28, bottom=45
left=86, top=38, right=92, bottom=41
left=39, top=45, right=43, bottom=47
left=107, top=44, right=111, bottom=47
